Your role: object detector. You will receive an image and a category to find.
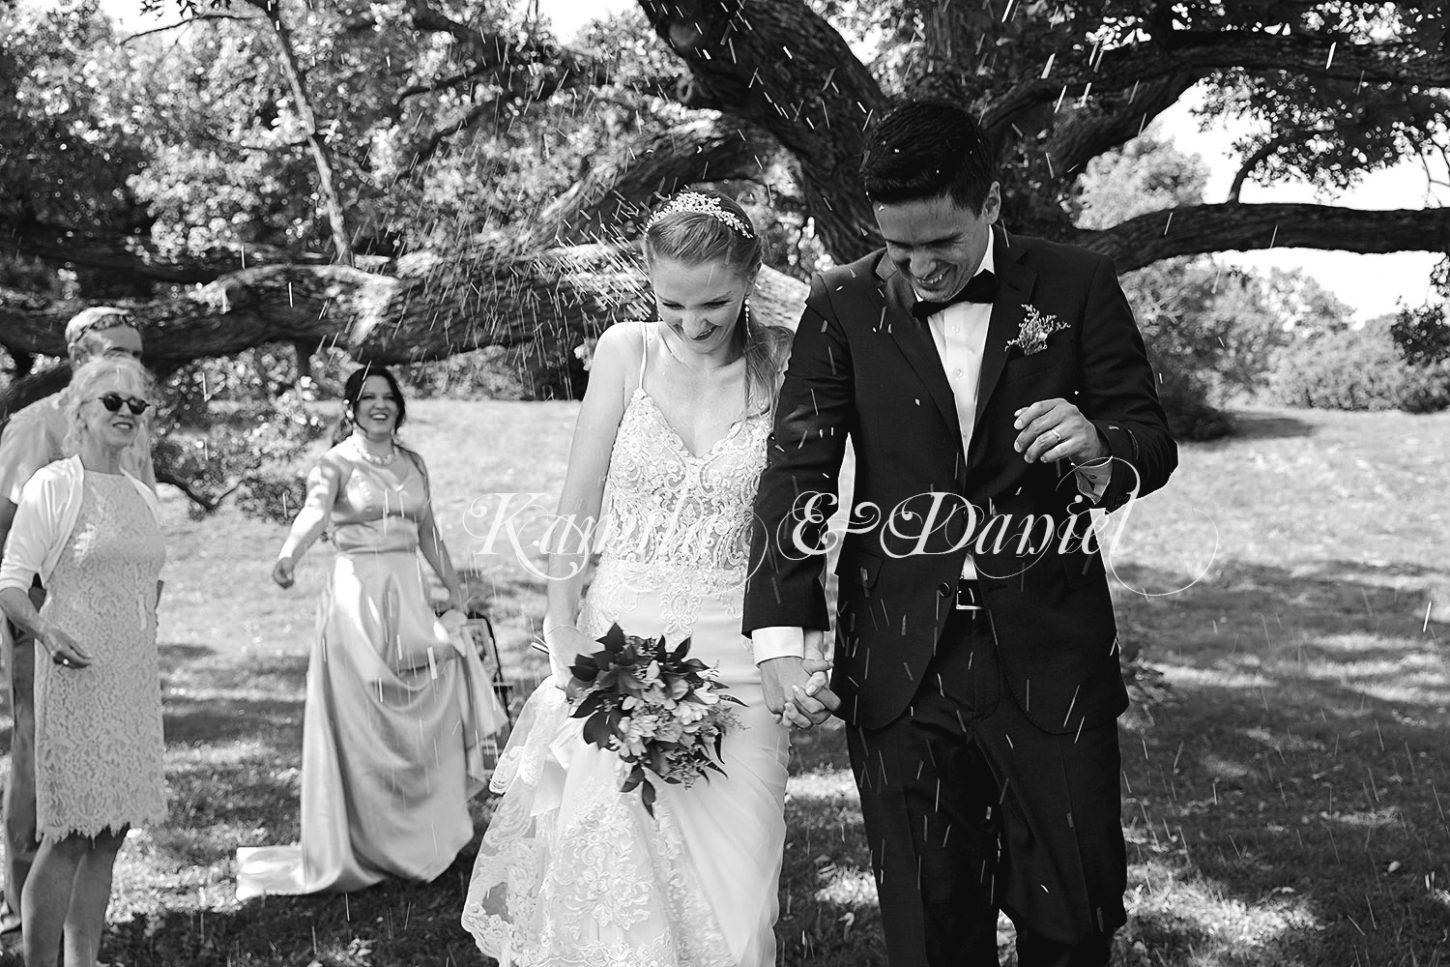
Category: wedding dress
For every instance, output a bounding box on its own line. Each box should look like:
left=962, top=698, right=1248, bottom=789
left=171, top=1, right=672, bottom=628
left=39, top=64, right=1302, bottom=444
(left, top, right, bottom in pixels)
left=462, top=324, right=790, bottom=966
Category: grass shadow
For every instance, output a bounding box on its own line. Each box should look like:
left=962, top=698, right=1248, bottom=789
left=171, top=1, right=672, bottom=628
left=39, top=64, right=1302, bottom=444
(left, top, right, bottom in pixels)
left=0, top=855, right=489, bottom=967
left=1204, top=410, right=1317, bottom=445
left=1114, top=557, right=1450, bottom=965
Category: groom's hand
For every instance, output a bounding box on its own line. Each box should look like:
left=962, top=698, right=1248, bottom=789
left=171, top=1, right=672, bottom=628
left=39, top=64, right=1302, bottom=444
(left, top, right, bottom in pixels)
left=1014, top=399, right=1108, bottom=465
left=761, top=656, right=839, bottom=728
left=792, top=656, right=840, bottom=727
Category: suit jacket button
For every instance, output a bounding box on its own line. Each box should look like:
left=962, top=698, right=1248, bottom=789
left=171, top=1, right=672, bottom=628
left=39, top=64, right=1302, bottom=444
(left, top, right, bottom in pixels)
left=937, top=582, right=954, bottom=597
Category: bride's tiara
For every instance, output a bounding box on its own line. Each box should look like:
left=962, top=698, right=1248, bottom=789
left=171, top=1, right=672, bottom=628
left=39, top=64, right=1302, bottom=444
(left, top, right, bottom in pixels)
left=645, top=191, right=756, bottom=239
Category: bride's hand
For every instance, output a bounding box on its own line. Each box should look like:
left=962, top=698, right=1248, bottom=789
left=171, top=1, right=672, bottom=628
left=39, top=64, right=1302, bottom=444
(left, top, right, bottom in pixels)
left=544, top=624, right=598, bottom=697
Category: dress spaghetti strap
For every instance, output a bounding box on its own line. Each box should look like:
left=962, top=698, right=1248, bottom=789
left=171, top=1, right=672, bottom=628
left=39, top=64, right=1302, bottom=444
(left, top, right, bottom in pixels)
left=636, top=323, right=651, bottom=394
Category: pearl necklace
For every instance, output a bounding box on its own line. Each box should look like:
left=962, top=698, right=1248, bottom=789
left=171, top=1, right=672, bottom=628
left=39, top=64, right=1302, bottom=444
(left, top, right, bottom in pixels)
left=354, top=437, right=397, bottom=467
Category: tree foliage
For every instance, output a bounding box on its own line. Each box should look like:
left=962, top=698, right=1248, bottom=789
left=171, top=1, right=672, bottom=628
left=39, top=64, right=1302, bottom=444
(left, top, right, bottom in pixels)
left=3, top=0, right=1448, bottom=444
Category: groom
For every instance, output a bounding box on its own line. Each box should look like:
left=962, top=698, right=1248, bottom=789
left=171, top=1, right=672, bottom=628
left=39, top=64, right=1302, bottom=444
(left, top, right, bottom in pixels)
left=744, top=101, right=1177, bottom=966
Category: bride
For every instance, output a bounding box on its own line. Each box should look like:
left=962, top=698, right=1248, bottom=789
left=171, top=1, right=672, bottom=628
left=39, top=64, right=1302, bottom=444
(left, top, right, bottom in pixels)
left=461, top=189, right=833, bottom=966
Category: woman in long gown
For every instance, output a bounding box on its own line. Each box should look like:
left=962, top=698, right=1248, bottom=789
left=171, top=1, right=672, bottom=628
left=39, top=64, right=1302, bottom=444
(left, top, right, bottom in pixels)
left=236, top=366, right=503, bottom=899
left=462, top=190, right=829, bottom=966
left=0, top=356, right=166, bottom=967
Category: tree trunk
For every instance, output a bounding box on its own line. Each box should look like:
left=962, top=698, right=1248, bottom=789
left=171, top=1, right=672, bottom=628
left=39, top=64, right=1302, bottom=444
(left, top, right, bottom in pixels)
left=254, top=0, right=355, bottom=266
left=637, top=0, right=886, bottom=260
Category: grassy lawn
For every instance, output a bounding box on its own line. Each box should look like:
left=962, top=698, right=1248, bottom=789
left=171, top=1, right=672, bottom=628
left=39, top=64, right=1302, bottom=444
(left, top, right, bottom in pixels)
left=2, top=401, right=1447, bottom=965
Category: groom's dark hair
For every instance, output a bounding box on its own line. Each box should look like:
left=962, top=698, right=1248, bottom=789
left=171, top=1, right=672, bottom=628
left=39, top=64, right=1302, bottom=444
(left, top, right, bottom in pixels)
left=860, top=100, right=998, bottom=214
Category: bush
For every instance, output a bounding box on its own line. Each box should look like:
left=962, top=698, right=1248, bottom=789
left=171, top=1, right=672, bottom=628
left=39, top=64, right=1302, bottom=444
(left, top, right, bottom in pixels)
left=1149, top=349, right=1234, bottom=441
left=1392, top=303, right=1450, bottom=367
left=152, top=391, right=329, bottom=521
left=1270, top=321, right=1450, bottom=412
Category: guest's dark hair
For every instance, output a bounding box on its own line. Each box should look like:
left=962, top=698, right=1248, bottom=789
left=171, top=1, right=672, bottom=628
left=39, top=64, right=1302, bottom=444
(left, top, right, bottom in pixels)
left=860, top=101, right=998, bottom=213
left=332, top=365, right=407, bottom=444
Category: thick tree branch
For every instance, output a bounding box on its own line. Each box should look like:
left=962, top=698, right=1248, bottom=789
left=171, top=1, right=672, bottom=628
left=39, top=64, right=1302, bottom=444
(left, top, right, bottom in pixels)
left=635, top=0, right=886, bottom=260
left=987, top=29, right=1450, bottom=135
left=1043, top=73, right=1198, bottom=181
left=0, top=214, right=332, bottom=283
left=1128, top=29, right=1450, bottom=89
left=0, top=246, right=807, bottom=371
left=1078, top=202, right=1450, bottom=271
left=525, top=117, right=778, bottom=247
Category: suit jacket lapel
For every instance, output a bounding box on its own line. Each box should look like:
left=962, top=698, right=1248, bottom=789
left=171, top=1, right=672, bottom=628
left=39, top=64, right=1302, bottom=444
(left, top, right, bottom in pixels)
left=878, top=257, right=963, bottom=441
left=972, top=230, right=1037, bottom=438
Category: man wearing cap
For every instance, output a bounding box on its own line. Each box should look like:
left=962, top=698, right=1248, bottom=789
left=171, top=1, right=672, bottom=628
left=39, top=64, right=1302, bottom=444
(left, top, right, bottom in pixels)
left=0, top=307, right=156, bottom=935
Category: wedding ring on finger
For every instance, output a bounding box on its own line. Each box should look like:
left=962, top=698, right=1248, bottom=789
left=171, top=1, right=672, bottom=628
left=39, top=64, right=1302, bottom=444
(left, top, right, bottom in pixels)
left=1047, top=428, right=1062, bottom=446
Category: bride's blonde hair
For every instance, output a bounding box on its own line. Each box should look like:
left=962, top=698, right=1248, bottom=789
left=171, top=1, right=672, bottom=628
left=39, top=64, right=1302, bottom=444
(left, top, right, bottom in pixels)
left=643, top=188, right=791, bottom=414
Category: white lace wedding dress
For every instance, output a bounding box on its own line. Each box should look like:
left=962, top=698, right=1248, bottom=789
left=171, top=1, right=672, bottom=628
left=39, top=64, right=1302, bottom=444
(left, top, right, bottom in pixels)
left=462, top=324, right=790, bottom=967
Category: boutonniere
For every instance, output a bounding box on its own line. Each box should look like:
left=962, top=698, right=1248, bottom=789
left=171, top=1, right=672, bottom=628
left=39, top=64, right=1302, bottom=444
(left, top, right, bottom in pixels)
left=1006, top=305, right=1069, bottom=356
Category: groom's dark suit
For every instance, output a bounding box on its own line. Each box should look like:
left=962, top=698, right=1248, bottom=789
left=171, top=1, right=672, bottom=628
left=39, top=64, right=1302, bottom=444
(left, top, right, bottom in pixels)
left=744, top=227, right=1176, bottom=965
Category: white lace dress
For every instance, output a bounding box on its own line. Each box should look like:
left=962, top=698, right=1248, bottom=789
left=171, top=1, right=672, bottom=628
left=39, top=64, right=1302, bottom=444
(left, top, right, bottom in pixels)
left=462, top=327, right=791, bottom=967
left=34, top=472, right=167, bottom=840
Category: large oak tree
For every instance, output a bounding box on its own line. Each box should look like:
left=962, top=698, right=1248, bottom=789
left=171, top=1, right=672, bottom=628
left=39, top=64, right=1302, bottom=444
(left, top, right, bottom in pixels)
left=3, top=0, right=1447, bottom=405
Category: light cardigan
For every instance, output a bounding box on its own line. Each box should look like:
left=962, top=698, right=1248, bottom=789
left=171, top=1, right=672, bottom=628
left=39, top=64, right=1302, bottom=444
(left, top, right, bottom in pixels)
left=0, top=456, right=159, bottom=648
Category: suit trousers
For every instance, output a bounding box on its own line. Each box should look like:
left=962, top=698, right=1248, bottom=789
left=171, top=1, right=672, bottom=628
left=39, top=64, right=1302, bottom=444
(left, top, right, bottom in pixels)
left=845, top=604, right=1126, bottom=967
left=0, top=584, right=43, bottom=934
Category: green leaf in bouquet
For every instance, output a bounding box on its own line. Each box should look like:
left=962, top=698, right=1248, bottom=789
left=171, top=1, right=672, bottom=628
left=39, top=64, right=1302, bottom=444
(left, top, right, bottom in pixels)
left=570, top=689, right=609, bottom=719
left=570, top=654, right=601, bottom=682
left=621, top=764, right=646, bottom=793
left=599, top=623, right=628, bottom=654
left=669, top=636, right=693, bottom=663
left=640, top=777, right=658, bottom=817
left=582, top=710, right=616, bottom=747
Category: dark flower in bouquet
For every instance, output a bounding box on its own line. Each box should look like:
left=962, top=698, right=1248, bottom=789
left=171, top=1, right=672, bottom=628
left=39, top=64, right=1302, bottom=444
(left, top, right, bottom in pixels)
left=569, top=623, right=742, bottom=816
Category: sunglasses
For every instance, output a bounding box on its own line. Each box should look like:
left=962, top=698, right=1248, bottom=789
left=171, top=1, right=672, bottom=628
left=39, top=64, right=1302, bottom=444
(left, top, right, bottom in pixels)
left=94, top=393, right=151, bottom=416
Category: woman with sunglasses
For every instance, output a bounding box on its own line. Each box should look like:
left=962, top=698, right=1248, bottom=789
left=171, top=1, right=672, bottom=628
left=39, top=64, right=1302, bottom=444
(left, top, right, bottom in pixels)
left=0, top=356, right=164, bottom=967
left=235, top=366, right=502, bottom=900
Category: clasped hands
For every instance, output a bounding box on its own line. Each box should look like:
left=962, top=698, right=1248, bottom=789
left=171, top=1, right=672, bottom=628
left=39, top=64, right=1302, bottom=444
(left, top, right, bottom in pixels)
left=546, top=624, right=839, bottom=728
left=761, top=630, right=840, bottom=730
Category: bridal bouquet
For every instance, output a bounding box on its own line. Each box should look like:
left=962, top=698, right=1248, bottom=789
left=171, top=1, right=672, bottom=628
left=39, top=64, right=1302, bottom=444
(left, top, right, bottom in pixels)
left=569, top=623, right=742, bottom=816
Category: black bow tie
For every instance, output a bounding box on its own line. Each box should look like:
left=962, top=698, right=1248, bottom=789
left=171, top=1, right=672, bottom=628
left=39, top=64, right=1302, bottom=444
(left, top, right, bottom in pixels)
left=911, top=271, right=998, bottom=320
